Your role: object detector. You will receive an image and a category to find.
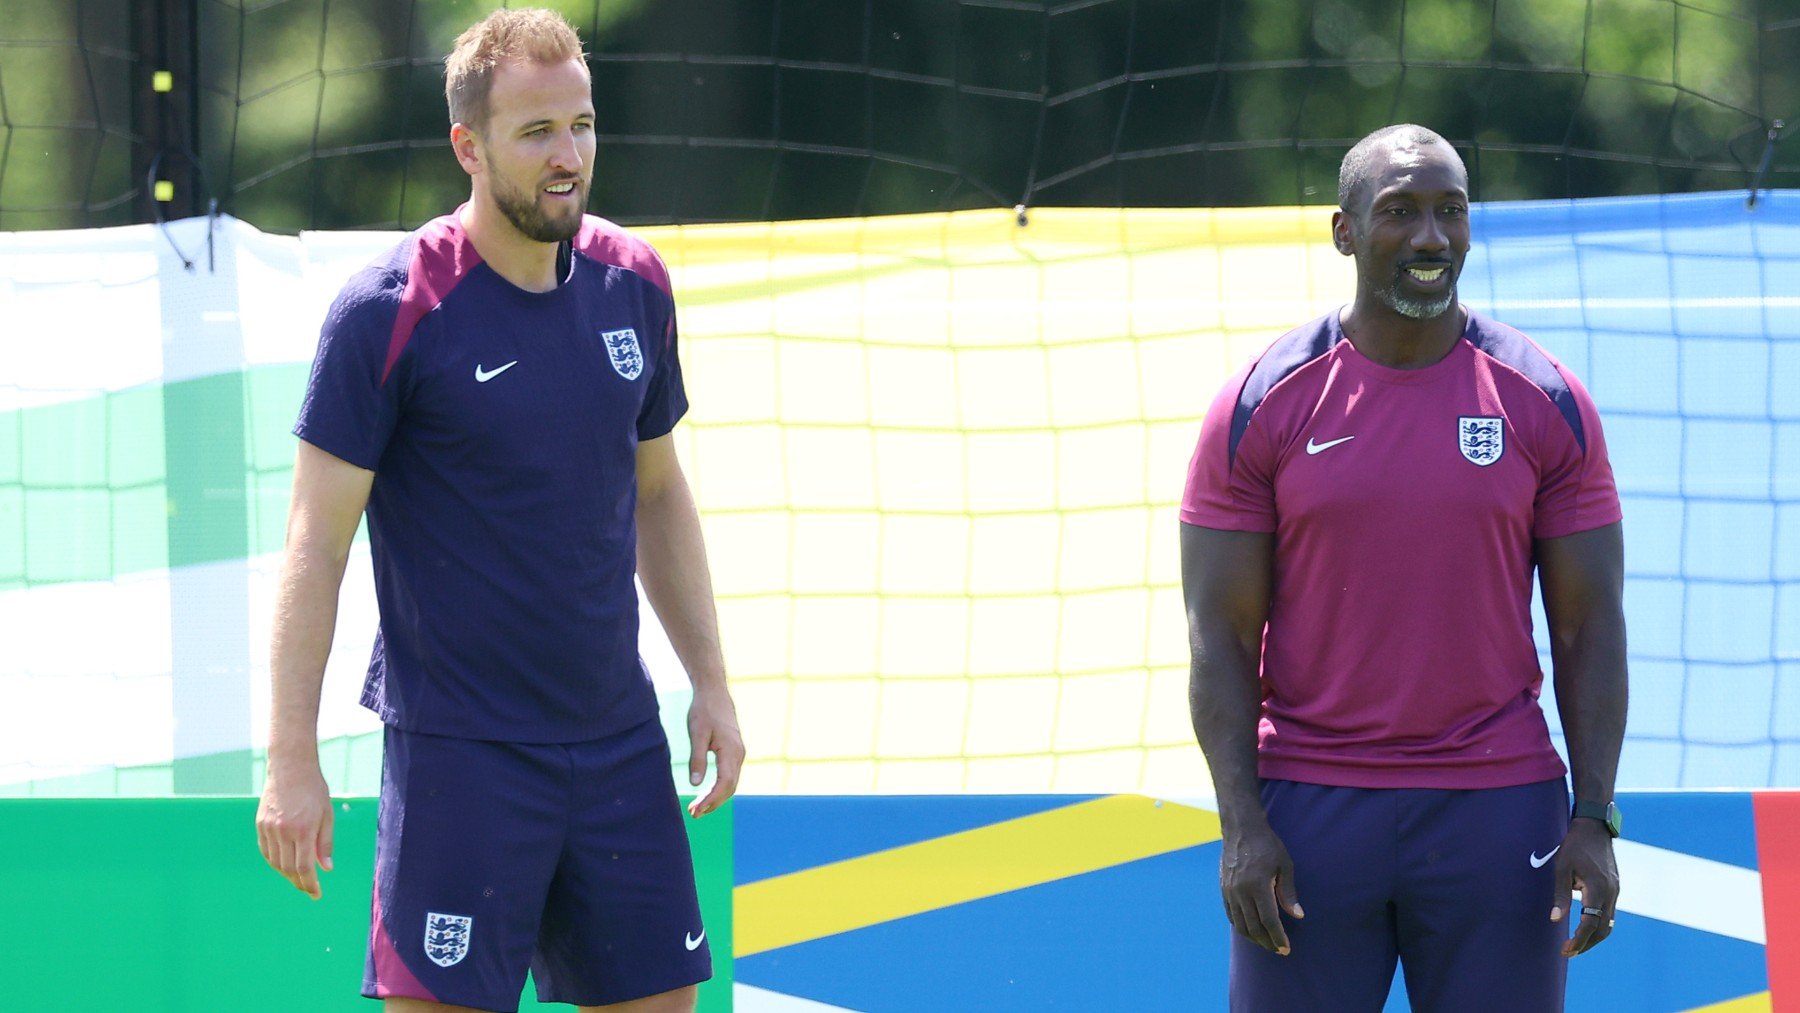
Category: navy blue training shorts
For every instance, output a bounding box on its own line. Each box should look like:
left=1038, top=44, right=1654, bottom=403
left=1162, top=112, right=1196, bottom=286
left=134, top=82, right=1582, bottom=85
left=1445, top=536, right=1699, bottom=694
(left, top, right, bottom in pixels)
left=363, top=716, right=713, bottom=1011
left=1229, top=777, right=1570, bottom=1013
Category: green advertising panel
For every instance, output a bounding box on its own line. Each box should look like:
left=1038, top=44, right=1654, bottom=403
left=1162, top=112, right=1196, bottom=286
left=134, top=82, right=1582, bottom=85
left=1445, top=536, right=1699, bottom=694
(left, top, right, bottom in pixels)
left=0, top=798, right=732, bottom=1011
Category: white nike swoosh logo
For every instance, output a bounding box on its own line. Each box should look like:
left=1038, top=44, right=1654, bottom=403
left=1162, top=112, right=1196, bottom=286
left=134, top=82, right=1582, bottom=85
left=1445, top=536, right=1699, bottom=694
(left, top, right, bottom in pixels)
left=684, top=929, right=706, bottom=951
left=1530, top=846, right=1560, bottom=868
left=474, top=360, right=518, bottom=382
left=1305, top=435, right=1355, bottom=455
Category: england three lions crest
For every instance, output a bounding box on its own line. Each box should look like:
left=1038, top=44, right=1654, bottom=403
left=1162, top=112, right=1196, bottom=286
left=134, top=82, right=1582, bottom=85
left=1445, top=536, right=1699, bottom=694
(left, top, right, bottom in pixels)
left=1458, top=416, right=1504, bottom=466
left=602, top=327, right=643, bottom=380
left=424, top=912, right=473, bottom=968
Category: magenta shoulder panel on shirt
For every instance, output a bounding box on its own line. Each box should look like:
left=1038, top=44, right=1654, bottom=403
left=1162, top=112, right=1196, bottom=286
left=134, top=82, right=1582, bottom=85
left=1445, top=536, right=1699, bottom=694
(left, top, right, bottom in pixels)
left=572, top=214, right=672, bottom=297
left=382, top=215, right=483, bottom=385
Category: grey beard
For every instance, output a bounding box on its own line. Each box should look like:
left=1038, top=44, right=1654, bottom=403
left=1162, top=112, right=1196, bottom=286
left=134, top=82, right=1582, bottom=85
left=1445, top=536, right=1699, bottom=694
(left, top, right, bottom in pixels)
left=1379, top=283, right=1456, bottom=320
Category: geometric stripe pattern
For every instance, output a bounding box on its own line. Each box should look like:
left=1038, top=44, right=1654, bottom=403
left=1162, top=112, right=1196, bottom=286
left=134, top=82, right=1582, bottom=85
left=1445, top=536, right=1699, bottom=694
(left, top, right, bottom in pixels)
left=736, top=795, right=1219, bottom=956
left=735, top=792, right=1794, bottom=1011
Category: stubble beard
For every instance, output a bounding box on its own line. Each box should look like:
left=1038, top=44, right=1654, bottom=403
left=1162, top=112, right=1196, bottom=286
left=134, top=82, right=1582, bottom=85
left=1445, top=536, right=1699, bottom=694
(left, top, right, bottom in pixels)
left=492, top=172, right=586, bottom=244
left=1375, top=268, right=1458, bottom=320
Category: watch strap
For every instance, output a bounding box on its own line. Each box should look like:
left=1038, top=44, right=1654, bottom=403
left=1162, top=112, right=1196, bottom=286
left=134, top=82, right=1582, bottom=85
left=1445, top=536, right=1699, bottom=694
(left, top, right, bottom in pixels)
left=1572, top=799, right=1621, bottom=838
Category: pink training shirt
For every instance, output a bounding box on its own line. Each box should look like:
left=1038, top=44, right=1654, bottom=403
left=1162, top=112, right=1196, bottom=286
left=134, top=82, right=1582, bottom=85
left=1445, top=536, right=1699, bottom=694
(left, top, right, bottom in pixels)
left=1182, top=309, right=1621, bottom=789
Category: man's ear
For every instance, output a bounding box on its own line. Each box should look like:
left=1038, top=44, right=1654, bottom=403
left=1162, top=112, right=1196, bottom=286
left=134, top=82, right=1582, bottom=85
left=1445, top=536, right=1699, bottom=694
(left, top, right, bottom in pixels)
left=1331, top=210, right=1355, bottom=256
left=451, top=123, right=482, bottom=177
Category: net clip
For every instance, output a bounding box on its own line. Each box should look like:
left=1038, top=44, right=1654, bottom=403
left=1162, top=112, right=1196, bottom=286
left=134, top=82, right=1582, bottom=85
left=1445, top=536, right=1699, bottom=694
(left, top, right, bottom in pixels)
left=1747, top=119, right=1785, bottom=210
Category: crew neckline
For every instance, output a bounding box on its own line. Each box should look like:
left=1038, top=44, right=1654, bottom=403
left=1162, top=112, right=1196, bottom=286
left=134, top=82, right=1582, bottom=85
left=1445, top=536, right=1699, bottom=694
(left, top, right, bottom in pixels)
left=446, top=203, right=577, bottom=299
left=1330, top=307, right=1473, bottom=386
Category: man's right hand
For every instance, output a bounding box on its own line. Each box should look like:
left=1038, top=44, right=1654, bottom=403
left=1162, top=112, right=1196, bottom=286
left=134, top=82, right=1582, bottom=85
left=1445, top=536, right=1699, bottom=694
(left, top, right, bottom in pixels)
left=1220, top=821, right=1305, bottom=955
left=255, top=763, right=335, bottom=900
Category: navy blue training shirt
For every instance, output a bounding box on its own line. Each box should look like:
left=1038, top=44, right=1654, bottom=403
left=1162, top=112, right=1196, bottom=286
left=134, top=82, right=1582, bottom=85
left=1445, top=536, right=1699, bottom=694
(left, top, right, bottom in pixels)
left=295, top=209, right=687, bottom=742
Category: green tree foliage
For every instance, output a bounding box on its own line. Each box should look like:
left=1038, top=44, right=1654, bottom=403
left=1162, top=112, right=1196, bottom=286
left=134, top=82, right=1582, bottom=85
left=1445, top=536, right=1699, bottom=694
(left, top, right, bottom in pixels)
left=2, top=0, right=1795, bottom=231
left=0, top=0, right=135, bottom=230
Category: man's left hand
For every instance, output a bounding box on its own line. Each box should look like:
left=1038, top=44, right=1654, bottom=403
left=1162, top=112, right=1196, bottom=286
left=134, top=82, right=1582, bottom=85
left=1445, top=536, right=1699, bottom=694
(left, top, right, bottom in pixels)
left=686, top=686, right=744, bottom=817
left=1550, top=817, right=1620, bottom=956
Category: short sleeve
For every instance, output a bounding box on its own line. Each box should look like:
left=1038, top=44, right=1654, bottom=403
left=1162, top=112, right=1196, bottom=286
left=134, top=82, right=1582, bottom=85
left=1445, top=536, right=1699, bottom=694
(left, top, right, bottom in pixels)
left=293, top=269, right=407, bottom=471
left=634, top=271, right=689, bottom=442
left=1532, top=364, right=1622, bottom=539
left=1181, top=364, right=1278, bottom=532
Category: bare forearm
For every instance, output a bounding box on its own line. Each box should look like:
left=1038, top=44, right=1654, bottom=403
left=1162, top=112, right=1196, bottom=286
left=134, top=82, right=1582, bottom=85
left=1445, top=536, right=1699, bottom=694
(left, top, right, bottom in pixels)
left=1180, top=524, right=1274, bottom=833
left=636, top=476, right=727, bottom=693
left=258, top=443, right=367, bottom=897
left=1190, top=630, right=1270, bottom=833
left=268, top=545, right=349, bottom=765
left=1553, top=609, right=1628, bottom=803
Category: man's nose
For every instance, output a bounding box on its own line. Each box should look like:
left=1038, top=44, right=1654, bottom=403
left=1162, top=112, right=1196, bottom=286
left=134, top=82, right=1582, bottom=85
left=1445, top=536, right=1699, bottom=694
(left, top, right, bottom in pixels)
left=549, top=129, right=584, bottom=171
left=1413, top=211, right=1448, bottom=252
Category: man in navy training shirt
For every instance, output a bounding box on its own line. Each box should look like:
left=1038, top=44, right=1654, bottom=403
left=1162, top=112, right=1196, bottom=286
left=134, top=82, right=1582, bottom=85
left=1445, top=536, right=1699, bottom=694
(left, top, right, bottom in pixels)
left=256, top=9, right=744, bottom=1012
left=1182, top=124, right=1628, bottom=1011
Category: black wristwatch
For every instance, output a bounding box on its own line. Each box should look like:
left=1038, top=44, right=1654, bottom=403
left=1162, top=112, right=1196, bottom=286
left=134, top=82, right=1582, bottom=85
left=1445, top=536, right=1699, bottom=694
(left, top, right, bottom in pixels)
left=1572, top=799, right=1622, bottom=838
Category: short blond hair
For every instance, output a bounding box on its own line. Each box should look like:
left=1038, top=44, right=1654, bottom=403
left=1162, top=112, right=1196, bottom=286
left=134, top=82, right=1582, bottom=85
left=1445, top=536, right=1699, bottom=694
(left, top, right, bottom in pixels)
left=444, top=8, right=587, bottom=134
